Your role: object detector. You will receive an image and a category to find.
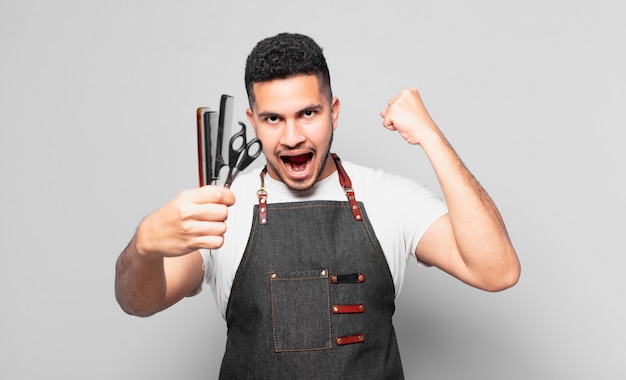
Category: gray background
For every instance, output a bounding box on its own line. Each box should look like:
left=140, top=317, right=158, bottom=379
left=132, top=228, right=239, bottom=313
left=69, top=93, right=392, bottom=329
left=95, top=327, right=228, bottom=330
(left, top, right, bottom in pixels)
left=1, top=0, right=624, bottom=379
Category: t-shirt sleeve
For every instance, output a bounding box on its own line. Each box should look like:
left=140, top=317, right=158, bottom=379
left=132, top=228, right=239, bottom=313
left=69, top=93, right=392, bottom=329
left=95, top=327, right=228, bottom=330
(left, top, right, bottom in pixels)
left=403, top=182, right=448, bottom=265
left=200, top=248, right=213, bottom=284
left=351, top=163, right=448, bottom=263
left=382, top=171, right=448, bottom=263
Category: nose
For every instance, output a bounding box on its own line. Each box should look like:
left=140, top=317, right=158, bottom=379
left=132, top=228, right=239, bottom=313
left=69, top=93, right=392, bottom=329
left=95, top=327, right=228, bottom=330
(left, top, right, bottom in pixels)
left=279, top=119, right=306, bottom=148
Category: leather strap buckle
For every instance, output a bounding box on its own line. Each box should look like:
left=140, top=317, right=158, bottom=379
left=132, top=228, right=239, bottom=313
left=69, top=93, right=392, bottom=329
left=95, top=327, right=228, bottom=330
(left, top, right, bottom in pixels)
left=258, top=166, right=268, bottom=225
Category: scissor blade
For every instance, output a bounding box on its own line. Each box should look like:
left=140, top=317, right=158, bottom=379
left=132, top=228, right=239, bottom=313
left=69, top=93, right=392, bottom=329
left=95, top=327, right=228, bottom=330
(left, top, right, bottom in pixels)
left=206, top=110, right=220, bottom=183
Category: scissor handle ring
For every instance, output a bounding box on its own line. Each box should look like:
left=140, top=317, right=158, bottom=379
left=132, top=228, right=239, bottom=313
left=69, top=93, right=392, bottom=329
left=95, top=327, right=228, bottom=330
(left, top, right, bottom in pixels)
left=228, top=123, right=248, bottom=167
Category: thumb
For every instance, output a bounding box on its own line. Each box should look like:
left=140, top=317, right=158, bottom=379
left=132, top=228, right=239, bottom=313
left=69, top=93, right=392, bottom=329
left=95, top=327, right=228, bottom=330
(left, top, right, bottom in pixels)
left=193, top=186, right=236, bottom=206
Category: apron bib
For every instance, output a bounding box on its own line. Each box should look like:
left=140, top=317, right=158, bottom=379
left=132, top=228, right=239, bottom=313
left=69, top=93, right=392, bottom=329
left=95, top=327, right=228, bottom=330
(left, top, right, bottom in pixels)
left=219, top=154, right=404, bottom=379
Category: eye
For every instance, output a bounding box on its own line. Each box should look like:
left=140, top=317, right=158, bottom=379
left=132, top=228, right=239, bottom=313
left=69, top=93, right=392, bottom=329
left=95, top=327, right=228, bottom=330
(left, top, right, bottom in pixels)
left=302, top=109, right=316, bottom=118
left=265, top=115, right=280, bottom=124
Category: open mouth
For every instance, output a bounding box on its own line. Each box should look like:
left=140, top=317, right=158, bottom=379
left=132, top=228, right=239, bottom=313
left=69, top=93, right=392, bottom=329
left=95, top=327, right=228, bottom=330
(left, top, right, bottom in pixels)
left=281, top=153, right=313, bottom=174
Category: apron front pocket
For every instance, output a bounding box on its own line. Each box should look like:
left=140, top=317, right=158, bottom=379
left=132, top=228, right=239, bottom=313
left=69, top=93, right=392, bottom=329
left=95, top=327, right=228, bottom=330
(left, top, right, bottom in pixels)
left=269, top=269, right=332, bottom=352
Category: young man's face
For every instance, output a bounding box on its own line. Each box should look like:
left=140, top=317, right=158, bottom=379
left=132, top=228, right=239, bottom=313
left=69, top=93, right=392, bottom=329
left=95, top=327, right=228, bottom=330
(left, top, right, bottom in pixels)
left=246, top=74, right=340, bottom=191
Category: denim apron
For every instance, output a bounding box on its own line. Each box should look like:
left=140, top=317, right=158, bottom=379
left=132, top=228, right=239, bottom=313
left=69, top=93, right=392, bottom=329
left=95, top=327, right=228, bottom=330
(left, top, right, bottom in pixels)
left=219, top=154, right=404, bottom=379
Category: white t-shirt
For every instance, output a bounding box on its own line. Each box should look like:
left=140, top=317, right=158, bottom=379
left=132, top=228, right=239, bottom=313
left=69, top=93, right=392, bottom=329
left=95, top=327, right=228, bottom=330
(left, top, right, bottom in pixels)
left=202, top=161, right=448, bottom=319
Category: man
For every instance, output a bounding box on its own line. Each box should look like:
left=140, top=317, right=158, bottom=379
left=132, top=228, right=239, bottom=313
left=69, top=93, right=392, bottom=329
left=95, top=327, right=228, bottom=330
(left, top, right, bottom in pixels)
left=115, top=32, right=520, bottom=379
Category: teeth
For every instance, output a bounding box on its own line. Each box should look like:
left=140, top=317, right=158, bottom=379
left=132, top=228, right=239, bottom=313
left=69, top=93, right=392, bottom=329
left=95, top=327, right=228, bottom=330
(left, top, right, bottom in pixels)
left=287, top=160, right=308, bottom=173
left=280, top=153, right=312, bottom=175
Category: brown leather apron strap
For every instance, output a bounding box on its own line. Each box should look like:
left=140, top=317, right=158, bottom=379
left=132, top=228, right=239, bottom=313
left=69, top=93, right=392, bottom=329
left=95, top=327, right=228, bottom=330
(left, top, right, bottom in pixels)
left=331, top=153, right=363, bottom=221
left=258, top=167, right=268, bottom=225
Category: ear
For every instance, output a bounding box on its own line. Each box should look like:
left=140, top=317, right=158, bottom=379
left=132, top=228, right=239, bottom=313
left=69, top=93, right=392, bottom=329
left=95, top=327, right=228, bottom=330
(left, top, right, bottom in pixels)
left=331, top=97, right=341, bottom=131
left=246, top=108, right=257, bottom=136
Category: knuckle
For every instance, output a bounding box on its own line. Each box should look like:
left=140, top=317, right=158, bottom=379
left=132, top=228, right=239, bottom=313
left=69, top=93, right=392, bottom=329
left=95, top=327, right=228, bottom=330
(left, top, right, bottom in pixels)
left=216, top=221, right=228, bottom=235
left=178, top=204, right=194, bottom=220
left=211, top=204, right=229, bottom=220
left=179, top=221, right=193, bottom=235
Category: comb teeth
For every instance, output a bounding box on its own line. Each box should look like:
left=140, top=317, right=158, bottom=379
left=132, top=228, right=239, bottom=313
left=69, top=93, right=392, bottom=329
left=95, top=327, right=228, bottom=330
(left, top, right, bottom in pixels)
left=208, top=111, right=219, bottom=181
left=215, top=94, right=234, bottom=178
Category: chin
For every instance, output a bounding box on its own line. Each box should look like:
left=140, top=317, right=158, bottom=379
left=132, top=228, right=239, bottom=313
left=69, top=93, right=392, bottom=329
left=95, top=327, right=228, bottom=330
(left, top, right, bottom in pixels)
left=269, top=163, right=319, bottom=192
left=283, top=178, right=317, bottom=192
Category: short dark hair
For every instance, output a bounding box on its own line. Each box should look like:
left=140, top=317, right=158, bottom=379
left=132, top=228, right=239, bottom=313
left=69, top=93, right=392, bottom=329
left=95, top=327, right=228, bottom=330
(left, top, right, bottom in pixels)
left=244, top=33, right=332, bottom=108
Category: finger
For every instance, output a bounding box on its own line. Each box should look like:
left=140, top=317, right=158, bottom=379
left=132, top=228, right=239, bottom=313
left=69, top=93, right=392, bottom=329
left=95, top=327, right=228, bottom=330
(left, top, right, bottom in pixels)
left=185, top=186, right=236, bottom=206
left=192, top=234, right=226, bottom=250
left=381, top=106, right=396, bottom=130
left=382, top=92, right=403, bottom=128
left=193, top=222, right=229, bottom=250
left=193, top=203, right=231, bottom=222
left=179, top=220, right=229, bottom=247
left=177, top=201, right=230, bottom=226
left=184, top=219, right=228, bottom=238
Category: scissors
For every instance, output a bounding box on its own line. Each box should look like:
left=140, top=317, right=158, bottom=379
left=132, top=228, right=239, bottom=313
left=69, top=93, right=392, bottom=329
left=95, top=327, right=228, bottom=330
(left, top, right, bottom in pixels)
left=223, top=121, right=262, bottom=188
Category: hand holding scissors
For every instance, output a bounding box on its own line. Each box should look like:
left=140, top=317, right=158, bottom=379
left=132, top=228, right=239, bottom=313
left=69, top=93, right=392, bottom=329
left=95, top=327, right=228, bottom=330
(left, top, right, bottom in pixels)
left=224, top=122, right=262, bottom=188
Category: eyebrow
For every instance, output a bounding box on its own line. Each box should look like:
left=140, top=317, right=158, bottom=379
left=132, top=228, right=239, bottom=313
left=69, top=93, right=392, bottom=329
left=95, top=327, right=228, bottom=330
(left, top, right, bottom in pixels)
left=257, top=104, right=324, bottom=119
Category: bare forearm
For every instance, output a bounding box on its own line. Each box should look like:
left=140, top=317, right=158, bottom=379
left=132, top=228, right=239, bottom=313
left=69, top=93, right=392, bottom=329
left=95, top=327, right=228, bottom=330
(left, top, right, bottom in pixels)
left=423, top=133, right=520, bottom=288
left=115, top=235, right=166, bottom=317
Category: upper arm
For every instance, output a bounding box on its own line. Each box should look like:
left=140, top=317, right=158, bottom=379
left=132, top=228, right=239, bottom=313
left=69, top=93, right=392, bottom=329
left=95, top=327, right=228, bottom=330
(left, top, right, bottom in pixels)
left=416, top=212, right=521, bottom=291
left=415, top=213, right=476, bottom=287
left=161, top=250, right=205, bottom=311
